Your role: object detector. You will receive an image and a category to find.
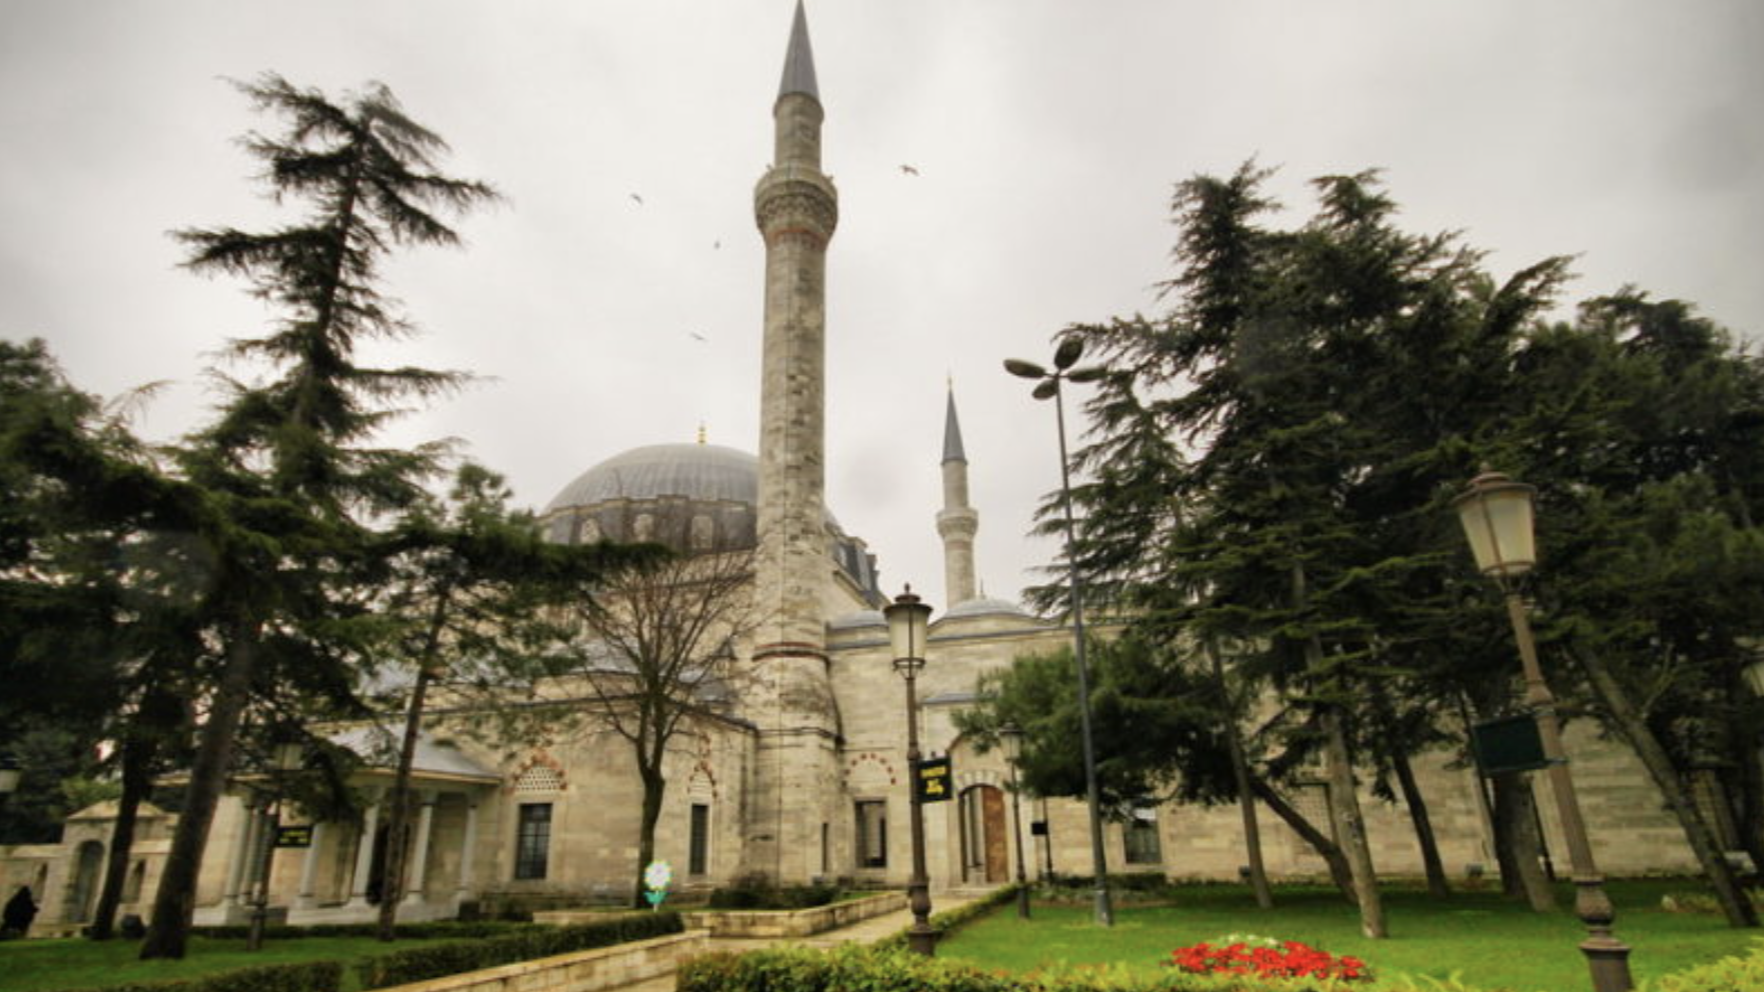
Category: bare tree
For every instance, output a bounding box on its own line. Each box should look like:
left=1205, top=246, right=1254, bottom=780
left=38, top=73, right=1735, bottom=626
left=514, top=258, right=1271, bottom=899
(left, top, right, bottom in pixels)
left=549, top=539, right=761, bottom=905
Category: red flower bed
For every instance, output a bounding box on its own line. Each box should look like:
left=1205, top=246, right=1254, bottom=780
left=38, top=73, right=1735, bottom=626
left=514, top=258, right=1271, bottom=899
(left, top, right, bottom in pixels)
left=1169, top=939, right=1370, bottom=983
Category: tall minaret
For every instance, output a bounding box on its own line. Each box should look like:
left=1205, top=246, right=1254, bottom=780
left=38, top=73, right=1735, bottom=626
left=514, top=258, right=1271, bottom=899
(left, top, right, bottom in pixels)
left=749, top=0, right=841, bottom=883
left=937, top=384, right=980, bottom=605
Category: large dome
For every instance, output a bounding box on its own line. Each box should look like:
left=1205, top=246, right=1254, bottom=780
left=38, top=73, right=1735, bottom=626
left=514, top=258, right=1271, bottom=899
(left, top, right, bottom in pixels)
left=545, top=443, right=757, bottom=513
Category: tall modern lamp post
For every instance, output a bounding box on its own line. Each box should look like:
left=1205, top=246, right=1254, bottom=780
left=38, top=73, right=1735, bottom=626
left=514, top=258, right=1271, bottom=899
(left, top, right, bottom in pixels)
left=1004, top=338, right=1114, bottom=926
left=998, top=722, right=1031, bottom=919
left=1454, top=470, right=1633, bottom=992
left=247, top=740, right=305, bottom=952
left=885, top=586, right=939, bottom=956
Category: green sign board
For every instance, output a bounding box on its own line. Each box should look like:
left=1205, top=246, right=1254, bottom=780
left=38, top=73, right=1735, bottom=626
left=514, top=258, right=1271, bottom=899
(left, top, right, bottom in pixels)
left=915, top=756, right=952, bottom=803
left=1470, top=715, right=1553, bottom=776
left=274, top=825, right=314, bottom=849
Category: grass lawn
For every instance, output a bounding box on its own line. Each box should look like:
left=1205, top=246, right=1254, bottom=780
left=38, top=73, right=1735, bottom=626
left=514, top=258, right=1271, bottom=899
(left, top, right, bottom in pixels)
left=0, top=934, right=455, bottom=992
left=938, top=880, right=1760, bottom=992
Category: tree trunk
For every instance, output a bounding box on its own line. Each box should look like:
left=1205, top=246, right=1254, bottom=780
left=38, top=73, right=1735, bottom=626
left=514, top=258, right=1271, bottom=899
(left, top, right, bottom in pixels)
left=1250, top=777, right=1355, bottom=902
left=376, top=667, right=432, bottom=941
left=633, top=764, right=666, bottom=910
left=141, top=624, right=257, bottom=960
left=1571, top=642, right=1759, bottom=927
left=1492, top=772, right=1556, bottom=911
left=378, top=588, right=451, bottom=941
left=1321, top=701, right=1387, bottom=937
left=1390, top=744, right=1451, bottom=899
left=1291, top=563, right=1384, bottom=936
left=1209, top=643, right=1273, bottom=909
left=89, top=736, right=157, bottom=940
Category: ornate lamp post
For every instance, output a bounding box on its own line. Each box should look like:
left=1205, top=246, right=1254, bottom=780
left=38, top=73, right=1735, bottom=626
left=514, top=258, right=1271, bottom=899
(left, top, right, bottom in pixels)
left=998, top=722, right=1031, bottom=919
left=247, top=740, right=305, bottom=952
left=885, top=586, right=939, bottom=956
left=1004, top=337, right=1113, bottom=926
left=1454, top=471, right=1632, bottom=992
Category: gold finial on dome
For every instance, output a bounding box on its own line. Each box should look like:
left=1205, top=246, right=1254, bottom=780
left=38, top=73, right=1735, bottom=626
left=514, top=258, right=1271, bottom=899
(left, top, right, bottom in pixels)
left=697, top=422, right=707, bottom=445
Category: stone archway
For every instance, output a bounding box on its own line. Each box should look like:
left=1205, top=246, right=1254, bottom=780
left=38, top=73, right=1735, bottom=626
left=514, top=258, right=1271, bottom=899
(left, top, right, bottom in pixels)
left=68, top=841, right=104, bottom=923
left=957, top=785, right=1007, bottom=884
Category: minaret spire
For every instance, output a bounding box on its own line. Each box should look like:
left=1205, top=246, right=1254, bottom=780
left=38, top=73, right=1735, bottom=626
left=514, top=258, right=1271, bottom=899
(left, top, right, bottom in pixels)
left=748, top=0, right=841, bottom=885
left=937, top=382, right=980, bottom=606
left=778, top=0, right=820, bottom=101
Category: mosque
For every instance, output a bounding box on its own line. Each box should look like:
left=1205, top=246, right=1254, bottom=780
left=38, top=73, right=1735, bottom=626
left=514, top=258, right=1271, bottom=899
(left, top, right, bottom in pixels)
left=1, top=3, right=1707, bottom=932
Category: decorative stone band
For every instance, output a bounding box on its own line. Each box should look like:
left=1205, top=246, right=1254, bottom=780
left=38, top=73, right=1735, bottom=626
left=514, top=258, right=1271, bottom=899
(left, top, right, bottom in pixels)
left=755, top=173, right=838, bottom=245
left=751, top=641, right=830, bottom=663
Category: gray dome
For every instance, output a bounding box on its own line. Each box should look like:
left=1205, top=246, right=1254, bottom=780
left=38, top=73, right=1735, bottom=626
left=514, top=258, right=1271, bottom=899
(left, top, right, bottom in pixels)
left=546, top=444, right=757, bottom=513
left=940, top=597, right=1033, bottom=621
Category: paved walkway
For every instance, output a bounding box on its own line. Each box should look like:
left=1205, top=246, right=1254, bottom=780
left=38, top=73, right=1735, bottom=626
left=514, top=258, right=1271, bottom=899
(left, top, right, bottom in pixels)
left=613, top=891, right=993, bottom=992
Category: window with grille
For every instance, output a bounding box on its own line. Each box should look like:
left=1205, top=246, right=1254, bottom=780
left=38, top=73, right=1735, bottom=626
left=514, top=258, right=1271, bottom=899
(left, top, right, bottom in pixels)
left=515, top=803, right=552, bottom=880
left=1124, top=805, right=1163, bottom=865
left=689, top=804, right=710, bottom=876
left=855, top=800, right=887, bottom=868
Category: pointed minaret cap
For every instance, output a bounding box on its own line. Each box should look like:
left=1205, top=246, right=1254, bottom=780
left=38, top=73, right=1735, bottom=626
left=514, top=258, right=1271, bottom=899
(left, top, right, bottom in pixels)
left=942, top=383, right=968, bottom=465
left=777, top=0, right=820, bottom=101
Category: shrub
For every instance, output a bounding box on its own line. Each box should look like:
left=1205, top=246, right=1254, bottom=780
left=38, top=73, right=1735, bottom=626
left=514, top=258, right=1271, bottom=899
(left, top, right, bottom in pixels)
left=1640, top=940, right=1764, bottom=992
left=187, top=919, right=532, bottom=941
left=357, top=910, right=683, bottom=989
left=706, top=872, right=838, bottom=910
left=64, top=960, right=344, bottom=992
left=680, top=943, right=1373, bottom=992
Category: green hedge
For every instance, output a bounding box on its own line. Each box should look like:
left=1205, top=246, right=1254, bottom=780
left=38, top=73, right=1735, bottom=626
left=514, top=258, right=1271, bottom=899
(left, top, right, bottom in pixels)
left=872, top=884, right=1020, bottom=953
left=188, top=919, right=531, bottom=941
left=678, top=944, right=1370, bottom=992
left=64, top=960, right=344, bottom=992
left=358, top=910, right=684, bottom=989
left=707, top=873, right=839, bottom=910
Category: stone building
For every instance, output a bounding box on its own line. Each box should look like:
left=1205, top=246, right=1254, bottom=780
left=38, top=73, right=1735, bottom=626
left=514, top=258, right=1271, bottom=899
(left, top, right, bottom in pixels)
left=1, top=1, right=1713, bottom=933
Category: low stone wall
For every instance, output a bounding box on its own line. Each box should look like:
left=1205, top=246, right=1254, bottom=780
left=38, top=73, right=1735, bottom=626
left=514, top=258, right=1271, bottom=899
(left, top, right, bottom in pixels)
left=372, top=929, right=707, bottom=992
left=680, top=891, right=906, bottom=938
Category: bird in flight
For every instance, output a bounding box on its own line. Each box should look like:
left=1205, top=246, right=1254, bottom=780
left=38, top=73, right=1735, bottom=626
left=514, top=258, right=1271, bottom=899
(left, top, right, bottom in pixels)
left=688, top=331, right=708, bottom=342
left=630, top=193, right=644, bottom=205
left=899, top=164, right=920, bottom=176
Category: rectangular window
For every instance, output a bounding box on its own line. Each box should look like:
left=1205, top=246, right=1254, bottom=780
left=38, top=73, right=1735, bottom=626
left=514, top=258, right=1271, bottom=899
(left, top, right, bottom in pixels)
left=689, top=803, right=710, bottom=876
left=1123, top=806, right=1163, bottom=865
left=515, top=803, right=551, bottom=880
left=855, top=800, right=887, bottom=868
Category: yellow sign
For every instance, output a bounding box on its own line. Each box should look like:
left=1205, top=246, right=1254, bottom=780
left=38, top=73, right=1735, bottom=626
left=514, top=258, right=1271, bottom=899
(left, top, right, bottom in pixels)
left=915, top=756, right=952, bottom=803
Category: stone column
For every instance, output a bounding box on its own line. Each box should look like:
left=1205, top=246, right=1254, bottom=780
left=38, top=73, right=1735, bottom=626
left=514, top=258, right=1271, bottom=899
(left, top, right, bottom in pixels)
left=454, top=799, right=480, bottom=904
left=295, top=821, right=328, bottom=909
left=401, top=792, right=438, bottom=906
left=222, top=795, right=261, bottom=906
left=346, top=792, right=383, bottom=907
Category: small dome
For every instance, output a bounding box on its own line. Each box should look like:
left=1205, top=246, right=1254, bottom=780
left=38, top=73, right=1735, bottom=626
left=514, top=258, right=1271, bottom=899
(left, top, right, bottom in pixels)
left=546, top=443, right=758, bottom=513
left=940, top=597, right=1033, bottom=621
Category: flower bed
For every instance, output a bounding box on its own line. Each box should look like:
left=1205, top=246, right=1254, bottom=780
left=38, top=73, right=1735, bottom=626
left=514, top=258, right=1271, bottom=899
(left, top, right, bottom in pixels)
left=1170, top=935, right=1369, bottom=983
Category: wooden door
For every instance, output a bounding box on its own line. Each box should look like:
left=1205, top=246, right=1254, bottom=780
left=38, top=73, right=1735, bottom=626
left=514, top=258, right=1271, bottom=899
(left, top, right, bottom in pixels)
left=982, top=786, right=1008, bottom=882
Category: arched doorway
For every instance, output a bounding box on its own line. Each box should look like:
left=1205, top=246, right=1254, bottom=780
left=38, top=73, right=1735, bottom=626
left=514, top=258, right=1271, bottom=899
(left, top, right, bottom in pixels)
left=957, top=785, right=1007, bottom=884
left=69, top=841, right=105, bottom=922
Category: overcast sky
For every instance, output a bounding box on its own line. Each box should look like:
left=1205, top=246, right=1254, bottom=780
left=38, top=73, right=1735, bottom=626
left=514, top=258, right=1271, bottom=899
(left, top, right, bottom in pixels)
left=3, top=1, right=1760, bottom=613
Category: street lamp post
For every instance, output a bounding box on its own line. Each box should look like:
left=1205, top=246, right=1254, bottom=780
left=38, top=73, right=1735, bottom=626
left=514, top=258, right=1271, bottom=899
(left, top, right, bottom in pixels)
left=885, top=586, right=939, bottom=956
left=1005, top=338, right=1114, bottom=927
left=247, top=740, right=305, bottom=952
left=1454, top=471, right=1633, bottom=992
left=998, top=722, right=1031, bottom=919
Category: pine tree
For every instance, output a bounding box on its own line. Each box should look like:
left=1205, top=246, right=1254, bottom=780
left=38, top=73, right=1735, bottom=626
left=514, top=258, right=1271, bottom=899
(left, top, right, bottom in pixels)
left=141, top=75, right=498, bottom=960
